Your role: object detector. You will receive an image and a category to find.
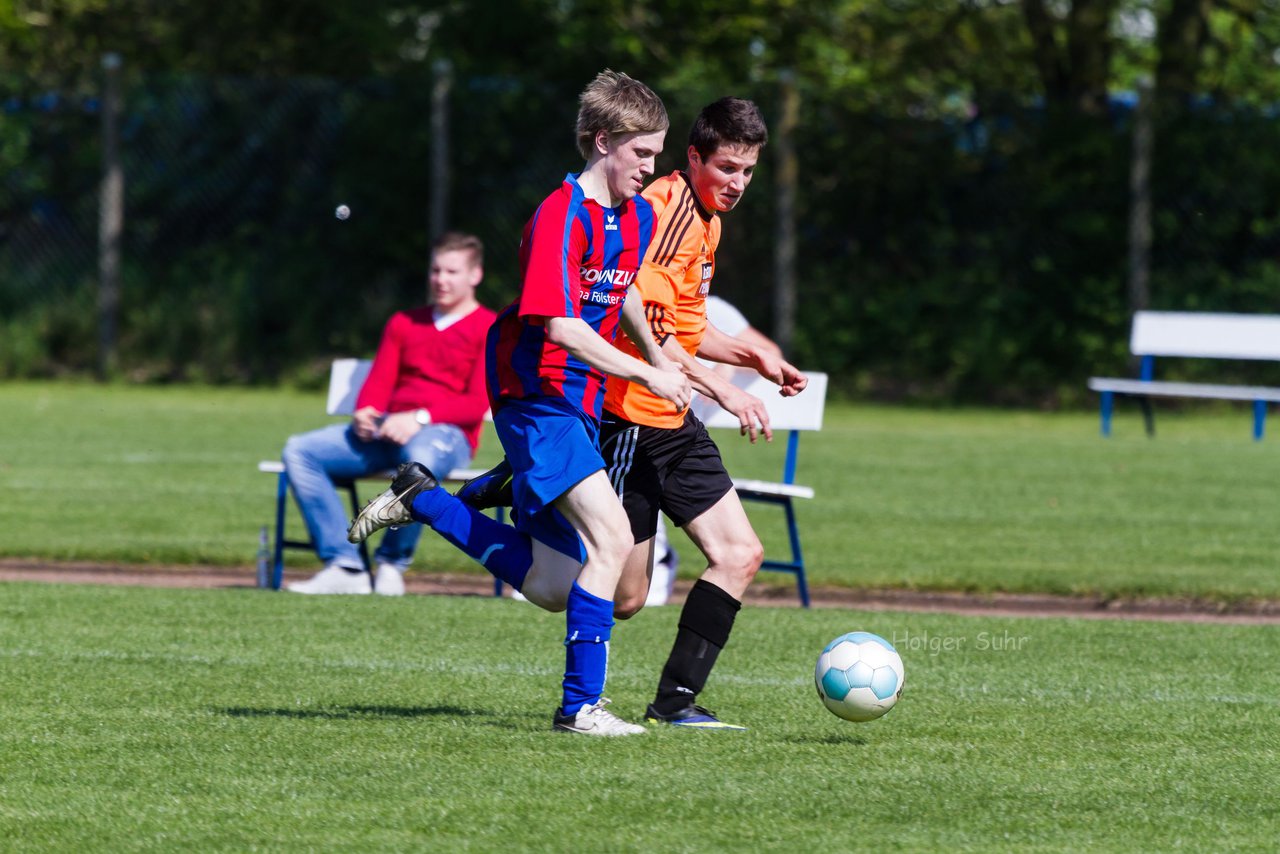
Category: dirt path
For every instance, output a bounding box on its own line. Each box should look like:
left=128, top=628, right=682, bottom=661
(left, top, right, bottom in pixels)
left=3, top=558, right=1278, bottom=625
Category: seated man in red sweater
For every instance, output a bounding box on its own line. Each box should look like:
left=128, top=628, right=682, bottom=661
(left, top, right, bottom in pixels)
left=284, top=231, right=496, bottom=595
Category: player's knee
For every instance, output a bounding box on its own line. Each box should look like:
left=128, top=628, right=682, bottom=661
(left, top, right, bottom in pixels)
left=709, top=537, right=764, bottom=580
left=521, top=586, right=568, bottom=613
left=521, top=574, right=571, bottom=612
left=614, top=526, right=638, bottom=559
left=613, top=595, right=646, bottom=620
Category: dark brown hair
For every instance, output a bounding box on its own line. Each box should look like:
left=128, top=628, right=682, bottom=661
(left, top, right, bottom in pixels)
left=688, top=97, right=768, bottom=160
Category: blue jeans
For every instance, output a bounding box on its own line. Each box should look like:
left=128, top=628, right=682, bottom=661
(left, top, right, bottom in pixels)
left=282, top=422, right=473, bottom=569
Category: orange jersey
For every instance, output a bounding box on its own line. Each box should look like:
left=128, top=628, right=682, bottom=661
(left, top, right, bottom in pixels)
left=605, top=172, right=721, bottom=428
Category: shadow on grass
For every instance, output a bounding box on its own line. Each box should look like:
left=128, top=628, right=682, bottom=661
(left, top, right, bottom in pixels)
left=218, top=704, right=520, bottom=721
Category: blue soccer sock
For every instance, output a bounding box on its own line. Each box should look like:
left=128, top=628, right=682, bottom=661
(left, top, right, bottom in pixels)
left=411, top=487, right=531, bottom=590
left=561, top=581, right=615, bottom=717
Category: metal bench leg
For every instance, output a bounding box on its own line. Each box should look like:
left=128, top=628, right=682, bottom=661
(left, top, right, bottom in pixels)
left=783, top=499, right=810, bottom=608
left=1254, top=400, right=1266, bottom=441
left=1138, top=396, right=1156, bottom=438
left=493, top=507, right=506, bottom=597
left=271, top=472, right=289, bottom=590
left=1100, top=391, right=1113, bottom=437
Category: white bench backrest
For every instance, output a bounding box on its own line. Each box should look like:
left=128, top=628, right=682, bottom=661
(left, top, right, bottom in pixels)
left=692, top=370, right=827, bottom=431
left=327, top=357, right=495, bottom=422
left=1132, top=312, right=1280, bottom=361
left=326, top=358, right=373, bottom=416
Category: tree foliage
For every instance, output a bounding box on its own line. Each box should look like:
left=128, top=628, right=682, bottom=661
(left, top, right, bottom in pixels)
left=2, top=0, right=1279, bottom=396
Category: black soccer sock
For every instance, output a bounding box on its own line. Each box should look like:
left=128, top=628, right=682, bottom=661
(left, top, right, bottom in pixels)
left=651, top=579, right=741, bottom=716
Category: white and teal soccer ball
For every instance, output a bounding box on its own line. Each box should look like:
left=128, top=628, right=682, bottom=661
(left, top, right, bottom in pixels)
left=815, top=632, right=905, bottom=722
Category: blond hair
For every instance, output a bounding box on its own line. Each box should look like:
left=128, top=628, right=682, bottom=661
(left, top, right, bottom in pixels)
left=574, top=70, right=669, bottom=159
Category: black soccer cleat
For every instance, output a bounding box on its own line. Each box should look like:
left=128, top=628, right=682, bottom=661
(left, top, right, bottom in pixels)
left=644, top=703, right=747, bottom=731
left=347, top=462, right=438, bottom=543
left=455, top=457, right=514, bottom=510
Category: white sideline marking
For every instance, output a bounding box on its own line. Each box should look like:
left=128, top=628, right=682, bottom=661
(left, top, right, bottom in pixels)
left=0, top=646, right=812, bottom=689
left=9, top=647, right=1276, bottom=704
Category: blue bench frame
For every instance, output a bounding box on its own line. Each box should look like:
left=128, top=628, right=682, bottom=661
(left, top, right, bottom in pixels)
left=696, top=370, right=827, bottom=607
left=732, top=429, right=812, bottom=607
left=259, top=462, right=502, bottom=593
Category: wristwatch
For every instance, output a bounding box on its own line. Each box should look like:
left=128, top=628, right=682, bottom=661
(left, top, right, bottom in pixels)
left=413, top=408, right=431, bottom=425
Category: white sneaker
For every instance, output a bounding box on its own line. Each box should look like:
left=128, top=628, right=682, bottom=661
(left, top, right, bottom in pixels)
left=552, top=698, right=646, bottom=736
left=645, top=557, right=677, bottom=607
left=286, top=564, right=372, bottom=595
left=375, top=563, right=405, bottom=597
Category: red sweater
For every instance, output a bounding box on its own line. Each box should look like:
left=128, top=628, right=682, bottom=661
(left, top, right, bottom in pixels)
left=355, top=303, right=497, bottom=452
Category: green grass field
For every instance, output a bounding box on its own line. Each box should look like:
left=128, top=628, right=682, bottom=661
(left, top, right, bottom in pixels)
left=4, top=383, right=1277, bottom=850
left=2, top=582, right=1276, bottom=851
left=2, top=381, right=1278, bottom=601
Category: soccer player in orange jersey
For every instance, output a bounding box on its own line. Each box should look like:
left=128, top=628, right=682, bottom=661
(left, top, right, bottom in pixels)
left=600, top=98, right=808, bottom=729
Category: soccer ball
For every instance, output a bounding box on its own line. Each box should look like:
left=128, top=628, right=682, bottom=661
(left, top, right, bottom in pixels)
left=815, top=631, right=905, bottom=722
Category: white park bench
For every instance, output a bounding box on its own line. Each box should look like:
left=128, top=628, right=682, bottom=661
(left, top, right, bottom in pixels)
left=1087, top=311, right=1280, bottom=440
left=260, top=359, right=828, bottom=606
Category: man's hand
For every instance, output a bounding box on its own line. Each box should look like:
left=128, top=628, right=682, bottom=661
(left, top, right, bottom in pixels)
left=352, top=406, right=383, bottom=441
left=775, top=361, right=808, bottom=397
left=645, top=361, right=692, bottom=412
left=374, top=411, right=422, bottom=446
left=719, top=384, right=773, bottom=443
left=752, top=347, right=786, bottom=386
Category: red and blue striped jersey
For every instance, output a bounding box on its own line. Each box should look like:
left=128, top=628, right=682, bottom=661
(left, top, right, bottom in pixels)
left=486, top=173, right=656, bottom=420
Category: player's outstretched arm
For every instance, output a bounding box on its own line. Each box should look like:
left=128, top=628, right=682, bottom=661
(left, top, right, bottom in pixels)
left=545, top=316, right=691, bottom=409
left=660, top=335, right=773, bottom=443
left=698, top=323, right=808, bottom=397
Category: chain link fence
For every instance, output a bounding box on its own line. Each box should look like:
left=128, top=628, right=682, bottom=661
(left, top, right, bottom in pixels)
left=2, top=68, right=1278, bottom=397
left=0, top=69, right=574, bottom=382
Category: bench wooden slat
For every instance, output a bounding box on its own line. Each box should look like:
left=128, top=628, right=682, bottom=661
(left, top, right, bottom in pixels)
left=731, top=478, right=815, bottom=500
left=1087, top=378, right=1280, bottom=402
left=258, top=460, right=483, bottom=482
left=1131, top=311, right=1280, bottom=361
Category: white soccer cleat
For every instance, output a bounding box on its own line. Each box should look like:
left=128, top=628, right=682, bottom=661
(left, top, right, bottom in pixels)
left=375, top=563, right=406, bottom=597
left=286, top=564, right=372, bottom=595
left=347, top=462, right=438, bottom=544
left=552, top=698, right=646, bottom=736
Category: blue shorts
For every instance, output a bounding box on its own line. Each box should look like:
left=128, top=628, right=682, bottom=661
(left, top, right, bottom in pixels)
left=494, top=396, right=598, bottom=562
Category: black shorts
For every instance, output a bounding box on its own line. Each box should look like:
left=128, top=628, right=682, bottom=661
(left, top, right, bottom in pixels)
left=600, top=410, right=735, bottom=542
